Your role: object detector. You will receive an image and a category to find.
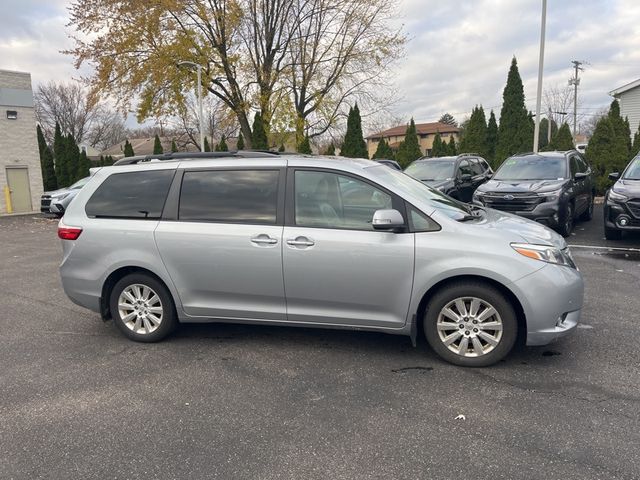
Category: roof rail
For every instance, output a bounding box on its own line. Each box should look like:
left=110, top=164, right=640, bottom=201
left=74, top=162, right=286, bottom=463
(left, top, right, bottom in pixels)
left=113, top=150, right=279, bottom=166
left=457, top=152, right=480, bottom=157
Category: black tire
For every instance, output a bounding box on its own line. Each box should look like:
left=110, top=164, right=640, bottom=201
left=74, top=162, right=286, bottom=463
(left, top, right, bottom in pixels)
left=109, top=273, right=177, bottom=342
left=557, top=203, right=574, bottom=237
left=604, top=225, right=623, bottom=241
left=580, top=194, right=594, bottom=221
left=423, top=281, right=518, bottom=367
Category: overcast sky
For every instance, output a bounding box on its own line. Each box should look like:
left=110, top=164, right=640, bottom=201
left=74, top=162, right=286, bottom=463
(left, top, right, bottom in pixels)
left=1, top=0, right=639, bottom=131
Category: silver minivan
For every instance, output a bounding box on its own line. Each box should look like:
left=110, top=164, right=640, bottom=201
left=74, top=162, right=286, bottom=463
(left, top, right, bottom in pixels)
left=59, top=152, right=583, bottom=366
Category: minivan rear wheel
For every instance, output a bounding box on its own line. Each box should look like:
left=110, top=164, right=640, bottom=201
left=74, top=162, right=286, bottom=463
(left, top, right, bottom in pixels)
left=109, top=273, right=177, bottom=342
left=423, top=282, right=517, bottom=367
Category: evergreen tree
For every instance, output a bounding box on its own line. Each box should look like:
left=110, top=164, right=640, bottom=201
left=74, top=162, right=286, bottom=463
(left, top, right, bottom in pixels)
left=171, top=139, right=178, bottom=152
left=394, top=118, right=422, bottom=167
left=539, top=118, right=550, bottom=150
left=297, top=134, right=312, bottom=154
left=372, top=138, right=395, bottom=160
left=547, top=123, right=574, bottom=151
left=123, top=139, right=135, bottom=157
left=341, top=104, right=368, bottom=158
left=98, top=155, right=105, bottom=167
left=237, top=132, right=245, bottom=150
left=438, top=113, right=457, bottom=126
left=495, top=57, right=533, bottom=164
left=486, top=110, right=498, bottom=165
left=214, top=141, right=220, bottom=152
left=279, top=143, right=285, bottom=152
left=66, top=134, right=81, bottom=184
left=204, top=137, right=211, bottom=152
left=53, top=123, right=68, bottom=187
left=37, top=125, right=57, bottom=191
left=447, top=136, right=457, bottom=155
left=153, top=134, right=163, bottom=154
left=77, top=149, right=91, bottom=179
left=632, top=122, right=640, bottom=158
left=586, top=116, right=628, bottom=194
left=459, top=105, right=487, bottom=156
left=218, top=135, right=229, bottom=152
left=430, top=133, right=448, bottom=157
left=252, top=111, right=268, bottom=149
left=106, top=155, right=115, bottom=166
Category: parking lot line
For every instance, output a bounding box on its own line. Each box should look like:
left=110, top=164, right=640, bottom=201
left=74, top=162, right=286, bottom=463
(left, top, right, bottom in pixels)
left=568, top=244, right=640, bottom=253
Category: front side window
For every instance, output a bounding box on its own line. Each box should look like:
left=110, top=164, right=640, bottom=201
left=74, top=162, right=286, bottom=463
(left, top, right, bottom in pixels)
left=179, top=170, right=279, bottom=224
left=295, top=170, right=392, bottom=230
left=458, top=160, right=473, bottom=176
left=85, top=170, right=175, bottom=219
left=469, top=159, right=485, bottom=176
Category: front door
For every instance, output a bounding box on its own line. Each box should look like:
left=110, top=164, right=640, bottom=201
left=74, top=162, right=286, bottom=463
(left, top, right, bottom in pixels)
left=282, top=169, right=414, bottom=328
left=6, top=167, right=32, bottom=213
left=155, top=167, right=287, bottom=320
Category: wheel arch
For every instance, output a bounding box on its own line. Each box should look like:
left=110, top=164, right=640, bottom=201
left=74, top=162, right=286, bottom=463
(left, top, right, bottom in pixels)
left=100, top=266, right=175, bottom=321
left=413, top=274, right=527, bottom=346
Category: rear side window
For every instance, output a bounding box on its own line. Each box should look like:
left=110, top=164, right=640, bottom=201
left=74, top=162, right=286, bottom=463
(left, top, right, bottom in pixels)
left=179, top=170, right=279, bottom=224
left=85, top=170, right=174, bottom=219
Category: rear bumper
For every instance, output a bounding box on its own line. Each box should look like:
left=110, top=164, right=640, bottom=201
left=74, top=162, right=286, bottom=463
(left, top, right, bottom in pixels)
left=510, top=263, right=584, bottom=346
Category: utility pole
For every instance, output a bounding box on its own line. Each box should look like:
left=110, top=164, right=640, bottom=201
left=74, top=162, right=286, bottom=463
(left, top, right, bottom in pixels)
left=569, top=60, right=584, bottom=140
left=533, top=0, right=547, bottom=153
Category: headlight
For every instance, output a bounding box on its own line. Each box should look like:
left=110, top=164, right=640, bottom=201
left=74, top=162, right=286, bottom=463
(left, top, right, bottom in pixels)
left=511, top=243, right=576, bottom=268
left=53, top=192, right=70, bottom=201
left=542, top=188, right=562, bottom=201
left=608, top=189, right=628, bottom=202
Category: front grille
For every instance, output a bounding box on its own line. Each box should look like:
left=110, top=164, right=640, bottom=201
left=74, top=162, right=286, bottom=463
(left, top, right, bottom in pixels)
left=627, top=199, right=640, bottom=219
left=482, top=192, right=543, bottom=212
left=40, top=196, right=52, bottom=211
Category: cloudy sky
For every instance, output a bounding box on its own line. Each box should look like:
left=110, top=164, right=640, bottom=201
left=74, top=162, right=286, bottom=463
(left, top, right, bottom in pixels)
left=1, top=0, right=639, bottom=131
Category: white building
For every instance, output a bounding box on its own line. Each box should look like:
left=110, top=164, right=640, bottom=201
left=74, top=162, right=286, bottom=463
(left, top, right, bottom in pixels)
left=610, top=78, right=640, bottom=137
left=0, top=69, right=43, bottom=213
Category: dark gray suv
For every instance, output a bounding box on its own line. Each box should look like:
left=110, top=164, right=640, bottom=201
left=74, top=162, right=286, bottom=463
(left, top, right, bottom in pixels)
left=473, top=151, right=595, bottom=237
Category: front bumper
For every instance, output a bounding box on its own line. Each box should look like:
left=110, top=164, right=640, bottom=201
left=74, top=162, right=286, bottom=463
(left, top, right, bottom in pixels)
left=510, top=262, right=584, bottom=346
left=604, top=200, right=640, bottom=231
left=474, top=198, right=562, bottom=228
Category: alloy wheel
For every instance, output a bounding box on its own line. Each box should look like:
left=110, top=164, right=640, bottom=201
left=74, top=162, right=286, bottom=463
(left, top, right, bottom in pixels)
left=117, top=284, right=164, bottom=335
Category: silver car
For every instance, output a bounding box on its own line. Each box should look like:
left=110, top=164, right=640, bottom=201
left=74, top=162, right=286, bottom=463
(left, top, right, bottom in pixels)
left=41, top=176, right=91, bottom=216
left=58, top=153, right=583, bottom=367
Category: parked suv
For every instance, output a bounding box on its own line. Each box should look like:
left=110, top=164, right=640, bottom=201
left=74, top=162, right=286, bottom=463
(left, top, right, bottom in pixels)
left=473, top=151, right=595, bottom=237
left=604, top=155, right=640, bottom=240
left=41, top=176, right=91, bottom=216
left=405, top=154, right=493, bottom=202
left=58, top=152, right=583, bottom=367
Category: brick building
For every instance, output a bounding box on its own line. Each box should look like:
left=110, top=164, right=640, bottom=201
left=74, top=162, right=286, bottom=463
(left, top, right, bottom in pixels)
left=366, top=121, right=460, bottom=159
left=0, top=69, right=43, bottom=213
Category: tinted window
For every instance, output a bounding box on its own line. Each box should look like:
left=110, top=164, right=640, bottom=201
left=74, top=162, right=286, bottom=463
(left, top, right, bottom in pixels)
left=405, top=160, right=455, bottom=181
left=408, top=205, right=439, bottom=232
left=469, top=159, right=484, bottom=176
left=494, top=155, right=567, bottom=180
left=570, top=156, right=580, bottom=176
left=85, top=170, right=174, bottom=219
left=179, top=170, right=279, bottom=224
left=295, top=171, right=392, bottom=230
left=623, top=156, right=640, bottom=180
left=458, top=160, right=473, bottom=176
left=576, top=155, right=589, bottom=173
left=479, top=159, right=491, bottom=172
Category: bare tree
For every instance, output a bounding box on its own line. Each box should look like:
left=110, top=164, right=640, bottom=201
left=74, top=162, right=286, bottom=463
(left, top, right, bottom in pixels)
left=87, top=110, right=128, bottom=150
left=544, top=84, right=583, bottom=128
left=579, top=107, right=608, bottom=138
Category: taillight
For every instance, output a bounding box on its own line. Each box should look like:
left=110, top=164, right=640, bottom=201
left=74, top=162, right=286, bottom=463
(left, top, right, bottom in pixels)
left=58, top=221, right=83, bottom=240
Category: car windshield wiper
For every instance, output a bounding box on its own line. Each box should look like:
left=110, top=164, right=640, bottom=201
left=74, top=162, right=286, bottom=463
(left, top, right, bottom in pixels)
left=457, top=214, right=478, bottom=222
left=421, top=178, right=436, bottom=181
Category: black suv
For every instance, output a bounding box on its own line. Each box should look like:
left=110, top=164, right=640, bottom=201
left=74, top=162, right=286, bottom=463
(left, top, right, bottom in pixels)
left=604, top=155, right=640, bottom=240
left=404, top=154, right=493, bottom=202
left=472, top=151, right=595, bottom=237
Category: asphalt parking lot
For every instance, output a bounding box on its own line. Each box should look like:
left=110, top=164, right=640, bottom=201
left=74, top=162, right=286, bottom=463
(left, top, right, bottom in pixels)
left=1, top=208, right=639, bottom=480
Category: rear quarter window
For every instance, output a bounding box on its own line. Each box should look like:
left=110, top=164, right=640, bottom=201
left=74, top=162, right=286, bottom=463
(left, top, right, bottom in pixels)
left=85, top=170, right=175, bottom=219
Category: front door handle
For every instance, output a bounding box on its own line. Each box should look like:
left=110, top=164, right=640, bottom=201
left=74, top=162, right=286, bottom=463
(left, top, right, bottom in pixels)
left=251, top=235, right=278, bottom=245
left=286, top=237, right=315, bottom=247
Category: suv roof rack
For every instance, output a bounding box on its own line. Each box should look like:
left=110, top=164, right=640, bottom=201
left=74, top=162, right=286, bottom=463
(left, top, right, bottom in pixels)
left=456, top=152, right=480, bottom=157
left=113, top=150, right=280, bottom=166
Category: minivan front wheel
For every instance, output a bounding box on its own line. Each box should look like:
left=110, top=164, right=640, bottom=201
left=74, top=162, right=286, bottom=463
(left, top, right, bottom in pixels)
left=110, top=273, right=177, bottom=342
left=424, top=282, right=517, bottom=367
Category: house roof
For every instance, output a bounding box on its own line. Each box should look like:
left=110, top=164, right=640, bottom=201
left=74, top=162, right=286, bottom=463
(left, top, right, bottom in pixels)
left=609, top=78, right=640, bottom=97
left=366, top=122, right=460, bottom=140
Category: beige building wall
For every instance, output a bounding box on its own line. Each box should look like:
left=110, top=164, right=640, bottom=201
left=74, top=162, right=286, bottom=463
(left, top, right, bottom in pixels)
left=367, top=132, right=460, bottom=159
left=0, top=70, right=44, bottom=213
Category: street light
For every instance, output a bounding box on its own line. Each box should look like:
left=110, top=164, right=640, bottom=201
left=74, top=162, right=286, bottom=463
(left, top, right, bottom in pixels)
left=178, top=61, right=205, bottom=152
left=533, top=0, right=547, bottom=153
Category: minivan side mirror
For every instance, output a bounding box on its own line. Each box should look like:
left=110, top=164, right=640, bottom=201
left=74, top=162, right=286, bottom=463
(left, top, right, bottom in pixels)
left=609, top=172, right=620, bottom=180
left=372, top=209, right=405, bottom=231
left=459, top=173, right=473, bottom=182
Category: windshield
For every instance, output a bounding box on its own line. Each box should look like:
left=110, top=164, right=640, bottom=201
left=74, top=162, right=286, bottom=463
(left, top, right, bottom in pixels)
left=623, top=157, right=640, bottom=180
left=69, top=176, right=91, bottom=190
left=494, top=155, right=567, bottom=180
left=405, top=159, right=455, bottom=181
left=369, top=165, right=473, bottom=220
